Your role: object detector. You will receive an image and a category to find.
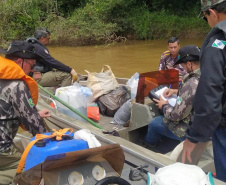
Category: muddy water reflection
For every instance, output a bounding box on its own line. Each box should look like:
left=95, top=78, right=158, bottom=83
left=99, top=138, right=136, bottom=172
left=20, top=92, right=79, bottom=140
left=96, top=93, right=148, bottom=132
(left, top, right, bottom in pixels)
left=49, top=39, right=204, bottom=78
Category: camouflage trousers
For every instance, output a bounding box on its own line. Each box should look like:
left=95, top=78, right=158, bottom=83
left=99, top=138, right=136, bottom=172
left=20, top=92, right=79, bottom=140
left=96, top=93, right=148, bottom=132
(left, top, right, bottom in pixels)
left=36, top=71, right=72, bottom=87
left=0, top=145, right=21, bottom=185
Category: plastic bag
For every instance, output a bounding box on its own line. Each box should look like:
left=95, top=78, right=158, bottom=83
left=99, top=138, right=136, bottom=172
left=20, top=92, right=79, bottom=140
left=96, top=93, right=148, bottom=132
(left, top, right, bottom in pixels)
left=149, top=163, right=212, bottom=185
left=73, top=82, right=93, bottom=106
left=74, top=129, right=101, bottom=148
left=126, top=72, right=139, bottom=99
left=85, top=65, right=119, bottom=101
left=55, top=83, right=93, bottom=121
left=112, top=99, right=132, bottom=125
left=87, top=103, right=100, bottom=121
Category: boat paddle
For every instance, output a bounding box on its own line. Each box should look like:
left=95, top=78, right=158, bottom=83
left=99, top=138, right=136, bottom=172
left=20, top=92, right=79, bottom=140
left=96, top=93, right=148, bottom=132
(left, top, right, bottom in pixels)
left=38, top=84, right=103, bottom=130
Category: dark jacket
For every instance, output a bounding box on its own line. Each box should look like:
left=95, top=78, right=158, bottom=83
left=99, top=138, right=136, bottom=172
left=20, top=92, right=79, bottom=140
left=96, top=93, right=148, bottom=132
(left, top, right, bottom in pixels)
left=26, top=37, right=71, bottom=73
left=186, top=21, right=226, bottom=143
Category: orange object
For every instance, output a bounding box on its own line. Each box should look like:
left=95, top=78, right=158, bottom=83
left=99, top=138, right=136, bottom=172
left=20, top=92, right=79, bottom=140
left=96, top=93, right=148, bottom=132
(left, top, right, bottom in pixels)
left=87, top=106, right=100, bottom=121
left=0, top=56, right=38, bottom=105
left=49, top=102, right=55, bottom=109
left=136, top=69, right=179, bottom=104
left=0, top=56, right=39, bottom=131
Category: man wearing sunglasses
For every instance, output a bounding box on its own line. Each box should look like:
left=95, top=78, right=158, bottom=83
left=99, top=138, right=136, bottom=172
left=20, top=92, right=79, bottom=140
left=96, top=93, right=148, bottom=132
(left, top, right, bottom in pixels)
left=0, top=41, right=50, bottom=184
left=182, top=0, right=226, bottom=182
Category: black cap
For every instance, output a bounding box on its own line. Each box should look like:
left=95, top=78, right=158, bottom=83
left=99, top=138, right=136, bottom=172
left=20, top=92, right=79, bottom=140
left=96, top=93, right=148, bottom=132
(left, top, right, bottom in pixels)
left=174, top=45, right=200, bottom=66
left=0, top=41, right=41, bottom=59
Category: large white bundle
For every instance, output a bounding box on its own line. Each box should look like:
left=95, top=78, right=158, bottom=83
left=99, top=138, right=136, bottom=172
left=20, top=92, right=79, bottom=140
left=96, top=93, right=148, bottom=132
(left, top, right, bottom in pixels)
left=55, top=83, right=93, bottom=121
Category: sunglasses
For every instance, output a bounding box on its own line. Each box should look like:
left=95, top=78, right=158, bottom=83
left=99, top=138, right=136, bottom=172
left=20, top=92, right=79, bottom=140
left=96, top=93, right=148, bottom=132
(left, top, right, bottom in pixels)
left=23, top=60, right=35, bottom=70
left=202, top=10, right=210, bottom=22
left=202, top=15, right=207, bottom=22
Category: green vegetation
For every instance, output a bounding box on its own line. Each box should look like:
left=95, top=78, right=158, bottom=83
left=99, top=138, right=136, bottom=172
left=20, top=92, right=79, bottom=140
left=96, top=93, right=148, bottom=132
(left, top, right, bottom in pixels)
left=0, top=0, right=210, bottom=47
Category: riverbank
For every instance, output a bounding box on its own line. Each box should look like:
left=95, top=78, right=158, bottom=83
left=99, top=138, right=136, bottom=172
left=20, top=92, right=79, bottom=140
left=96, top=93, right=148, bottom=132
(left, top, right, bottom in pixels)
left=28, top=12, right=212, bottom=47
left=0, top=0, right=210, bottom=48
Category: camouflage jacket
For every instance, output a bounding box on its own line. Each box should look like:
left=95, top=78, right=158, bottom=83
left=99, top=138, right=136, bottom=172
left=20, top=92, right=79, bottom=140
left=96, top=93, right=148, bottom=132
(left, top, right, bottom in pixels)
left=0, top=80, right=46, bottom=153
left=159, top=50, right=187, bottom=79
left=162, top=68, right=201, bottom=138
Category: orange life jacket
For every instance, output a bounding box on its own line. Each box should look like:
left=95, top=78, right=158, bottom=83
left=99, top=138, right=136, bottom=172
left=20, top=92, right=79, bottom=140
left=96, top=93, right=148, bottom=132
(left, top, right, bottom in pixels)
left=0, top=56, right=38, bottom=105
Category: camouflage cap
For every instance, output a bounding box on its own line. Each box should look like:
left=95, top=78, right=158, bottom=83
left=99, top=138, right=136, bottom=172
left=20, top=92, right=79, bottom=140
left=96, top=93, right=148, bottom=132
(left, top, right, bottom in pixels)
left=201, top=0, right=226, bottom=11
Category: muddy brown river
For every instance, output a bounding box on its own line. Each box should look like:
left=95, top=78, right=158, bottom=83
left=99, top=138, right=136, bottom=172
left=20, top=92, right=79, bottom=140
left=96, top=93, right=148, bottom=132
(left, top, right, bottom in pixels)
left=48, top=39, right=204, bottom=78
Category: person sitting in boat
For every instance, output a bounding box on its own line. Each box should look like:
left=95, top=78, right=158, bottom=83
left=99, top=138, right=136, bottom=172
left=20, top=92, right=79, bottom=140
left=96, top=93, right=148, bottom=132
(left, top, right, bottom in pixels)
left=159, top=37, right=187, bottom=79
left=0, top=41, right=50, bottom=184
left=145, top=45, right=200, bottom=147
left=26, top=27, right=77, bottom=87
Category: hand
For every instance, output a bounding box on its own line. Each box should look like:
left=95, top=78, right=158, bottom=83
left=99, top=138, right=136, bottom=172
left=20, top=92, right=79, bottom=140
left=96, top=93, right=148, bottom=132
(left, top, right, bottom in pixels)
left=182, top=139, right=197, bottom=163
left=163, top=88, right=171, bottom=98
left=71, top=69, right=77, bottom=82
left=71, top=69, right=77, bottom=76
left=153, top=95, right=168, bottom=109
left=163, top=88, right=177, bottom=98
left=38, top=109, right=51, bottom=118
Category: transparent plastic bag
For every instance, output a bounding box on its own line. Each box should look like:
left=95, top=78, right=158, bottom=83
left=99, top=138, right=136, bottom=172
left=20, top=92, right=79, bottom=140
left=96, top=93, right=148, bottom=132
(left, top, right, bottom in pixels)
left=126, top=72, right=139, bottom=99
left=55, top=83, right=93, bottom=121
left=73, top=82, right=93, bottom=106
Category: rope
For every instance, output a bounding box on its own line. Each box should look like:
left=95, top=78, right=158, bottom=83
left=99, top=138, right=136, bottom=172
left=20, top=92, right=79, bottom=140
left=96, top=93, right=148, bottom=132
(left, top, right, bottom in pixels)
left=16, top=128, right=73, bottom=174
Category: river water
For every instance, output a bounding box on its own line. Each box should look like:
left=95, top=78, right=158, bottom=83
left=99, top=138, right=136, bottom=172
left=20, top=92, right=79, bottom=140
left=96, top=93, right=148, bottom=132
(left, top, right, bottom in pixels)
left=44, top=39, right=203, bottom=78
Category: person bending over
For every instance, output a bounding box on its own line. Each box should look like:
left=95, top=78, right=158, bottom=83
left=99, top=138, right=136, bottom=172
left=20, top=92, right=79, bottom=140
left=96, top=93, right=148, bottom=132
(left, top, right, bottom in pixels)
left=26, top=27, right=77, bottom=87
left=0, top=41, right=50, bottom=184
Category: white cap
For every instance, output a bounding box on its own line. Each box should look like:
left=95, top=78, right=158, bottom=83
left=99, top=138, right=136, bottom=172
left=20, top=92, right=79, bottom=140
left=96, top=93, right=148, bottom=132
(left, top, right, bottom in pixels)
left=151, top=163, right=211, bottom=185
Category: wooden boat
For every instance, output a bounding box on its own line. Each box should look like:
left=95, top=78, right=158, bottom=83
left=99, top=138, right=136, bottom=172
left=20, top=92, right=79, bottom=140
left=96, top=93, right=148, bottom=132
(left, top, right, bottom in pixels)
left=15, top=70, right=225, bottom=184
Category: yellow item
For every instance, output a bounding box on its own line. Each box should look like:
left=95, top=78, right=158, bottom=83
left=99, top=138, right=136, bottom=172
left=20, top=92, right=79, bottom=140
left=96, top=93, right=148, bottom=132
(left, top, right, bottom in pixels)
left=72, top=74, right=77, bottom=82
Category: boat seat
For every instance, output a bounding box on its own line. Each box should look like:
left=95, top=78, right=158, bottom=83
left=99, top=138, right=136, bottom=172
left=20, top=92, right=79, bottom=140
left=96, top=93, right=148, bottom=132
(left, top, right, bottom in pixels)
left=169, top=141, right=215, bottom=173
left=129, top=101, right=161, bottom=132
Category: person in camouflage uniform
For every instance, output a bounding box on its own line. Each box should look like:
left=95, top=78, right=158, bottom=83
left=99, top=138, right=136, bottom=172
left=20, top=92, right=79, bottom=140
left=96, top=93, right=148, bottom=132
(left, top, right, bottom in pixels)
left=158, top=37, right=187, bottom=79
left=145, top=45, right=200, bottom=146
left=0, top=41, right=50, bottom=184
left=182, top=0, right=226, bottom=182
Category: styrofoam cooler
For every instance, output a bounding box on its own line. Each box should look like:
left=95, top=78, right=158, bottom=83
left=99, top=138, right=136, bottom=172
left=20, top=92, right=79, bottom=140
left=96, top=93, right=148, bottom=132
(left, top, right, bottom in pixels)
left=55, top=84, right=93, bottom=122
